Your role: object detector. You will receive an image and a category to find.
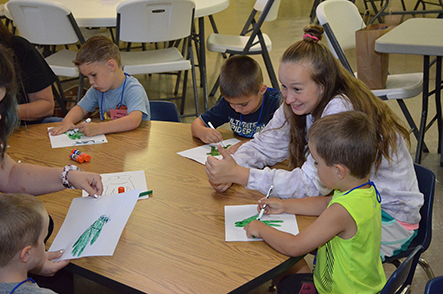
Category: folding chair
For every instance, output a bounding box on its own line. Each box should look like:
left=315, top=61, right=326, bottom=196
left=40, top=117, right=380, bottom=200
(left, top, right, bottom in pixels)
left=424, top=276, right=443, bottom=294
left=206, top=0, right=281, bottom=97
left=380, top=245, right=424, bottom=294
left=149, top=101, right=181, bottom=122
left=316, top=0, right=426, bottom=149
left=383, top=163, right=436, bottom=280
left=6, top=0, right=86, bottom=114
left=116, top=0, right=199, bottom=118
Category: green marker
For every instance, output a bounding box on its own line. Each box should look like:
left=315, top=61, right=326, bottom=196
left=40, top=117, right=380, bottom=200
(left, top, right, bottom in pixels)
left=139, top=190, right=153, bottom=198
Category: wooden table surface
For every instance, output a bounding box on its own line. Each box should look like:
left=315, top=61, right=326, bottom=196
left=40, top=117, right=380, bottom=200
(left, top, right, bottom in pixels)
left=7, top=121, right=314, bottom=294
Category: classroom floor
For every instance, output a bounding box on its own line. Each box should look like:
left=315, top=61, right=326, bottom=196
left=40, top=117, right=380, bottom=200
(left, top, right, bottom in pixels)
left=62, top=0, right=442, bottom=293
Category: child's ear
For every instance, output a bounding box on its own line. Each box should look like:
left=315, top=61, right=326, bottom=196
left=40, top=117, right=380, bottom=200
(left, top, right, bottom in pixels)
left=335, top=164, right=347, bottom=180
left=259, top=84, right=267, bottom=95
left=106, top=59, right=117, bottom=72
left=19, top=246, right=32, bottom=263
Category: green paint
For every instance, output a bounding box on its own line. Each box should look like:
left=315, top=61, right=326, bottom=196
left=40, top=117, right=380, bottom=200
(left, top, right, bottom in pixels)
left=206, top=145, right=232, bottom=156
left=72, top=215, right=110, bottom=257
left=66, top=130, right=85, bottom=140
left=235, top=214, right=283, bottom=228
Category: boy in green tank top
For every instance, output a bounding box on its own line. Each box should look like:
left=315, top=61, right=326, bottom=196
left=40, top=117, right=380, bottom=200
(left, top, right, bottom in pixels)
left=245, top=111, right=386, bottom=293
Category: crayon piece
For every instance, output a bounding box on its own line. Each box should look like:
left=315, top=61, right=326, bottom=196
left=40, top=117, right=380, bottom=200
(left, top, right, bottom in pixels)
left=139, top=190, right=153, bottom=198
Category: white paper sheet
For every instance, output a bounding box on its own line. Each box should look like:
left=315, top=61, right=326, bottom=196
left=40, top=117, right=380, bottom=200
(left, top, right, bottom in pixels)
left=82, top=170, right=149, bottom=199
left=48, top=127, right=107, bottom=148
left=49, top=189, right=140, bottom=261
left=224, top=205, right=299, bottom=242
left=177, top=138, right=241, bottom=165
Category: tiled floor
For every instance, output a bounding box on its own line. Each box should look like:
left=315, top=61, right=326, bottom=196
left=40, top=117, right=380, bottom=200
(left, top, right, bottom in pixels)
left=66, top=0, right=442, bottom=293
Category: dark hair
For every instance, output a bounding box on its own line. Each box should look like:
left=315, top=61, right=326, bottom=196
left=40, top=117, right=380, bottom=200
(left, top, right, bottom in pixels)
left=281, top=25, right=409, bottom=171
left=74, top=35, right=121, bottom=67
left=308, top=111, right=377, bottom=179
left=0, top=45, right=19, bottom=159
left=0, top=193, right=46, bottom=266
left=219, top=55, right=263, bottom=99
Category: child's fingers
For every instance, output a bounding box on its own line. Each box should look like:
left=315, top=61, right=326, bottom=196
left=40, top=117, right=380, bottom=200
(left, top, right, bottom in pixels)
left=217, top=144, right=231, bottom=160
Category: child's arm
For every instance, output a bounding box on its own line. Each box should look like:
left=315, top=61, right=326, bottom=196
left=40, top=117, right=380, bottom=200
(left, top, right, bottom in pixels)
left=191, top=117, right=223, bottom=143
left=259, top=196, right=332, bottom=217
left=245, top=203, right=355, bottom=257
left=76, top=110, right=143, bottom=136
left=49, top=105, right=88, bottom=135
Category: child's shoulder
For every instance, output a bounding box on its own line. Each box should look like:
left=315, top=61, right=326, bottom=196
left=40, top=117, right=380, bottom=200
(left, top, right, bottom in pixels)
left=0, top=280, right=57, bottom=294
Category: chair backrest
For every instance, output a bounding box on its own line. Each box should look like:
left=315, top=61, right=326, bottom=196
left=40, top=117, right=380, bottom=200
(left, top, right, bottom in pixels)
left=411, top=163, right=435, bottom=252
left=380, top=245, right=424, bottom=294
left=5, top=0, right=84, bottom=45
left=424, top=275, right=443, bottom=294
left=316, top=0, right=364, bottom=73
left=116, top=0, right=195, bottom=44
left=254, top=0, right=281, bottom=22
left=149, top=101, right=181, bottom=122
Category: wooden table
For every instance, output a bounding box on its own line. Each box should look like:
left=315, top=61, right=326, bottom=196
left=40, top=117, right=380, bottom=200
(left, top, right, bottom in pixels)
left=7, top=121, right=313, bottom=294
left=375, top=18, right=443, bottom=165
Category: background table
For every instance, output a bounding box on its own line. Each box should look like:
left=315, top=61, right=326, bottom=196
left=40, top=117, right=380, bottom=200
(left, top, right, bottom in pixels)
left=375, top=18, right=443, bottom=165
left=7, top=121, right=313, bottom=294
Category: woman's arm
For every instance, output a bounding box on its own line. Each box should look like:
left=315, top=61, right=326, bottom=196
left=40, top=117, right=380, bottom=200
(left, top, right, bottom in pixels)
left=17, top=86, right=54, bottom=121
left=0, top=154, right=103, bottom=196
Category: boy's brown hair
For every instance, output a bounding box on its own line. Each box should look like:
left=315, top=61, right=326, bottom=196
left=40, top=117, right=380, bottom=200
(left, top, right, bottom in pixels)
left=219, top=55, right=263, bottom=99
left=74, top=35, right=121, bottom=67
left=0, top=194, right=46, bottom=266
left=307, top=111, right=377, bottom=179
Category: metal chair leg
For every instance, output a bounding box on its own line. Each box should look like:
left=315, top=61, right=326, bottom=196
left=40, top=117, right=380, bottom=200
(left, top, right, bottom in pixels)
left=419, top=257, right=435, bottom=280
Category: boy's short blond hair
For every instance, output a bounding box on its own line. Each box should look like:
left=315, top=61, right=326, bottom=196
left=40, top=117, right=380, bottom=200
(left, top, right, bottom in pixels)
left=74, top=35, right=121, bottom=67
left=219, top=55, right=263, bottom=99
left=0, top=194, right=46, bottom=266
left=308, top=111, right=377, bottom=179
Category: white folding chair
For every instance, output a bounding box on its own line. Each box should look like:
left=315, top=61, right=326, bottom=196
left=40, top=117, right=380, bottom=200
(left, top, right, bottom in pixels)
left=206, top=0, right=281, bottom=97
left=116, top=0, right=199, bottom=118
left=6, top=0, right=86, bottom=112
left=316, top=0, right=425, bottom=146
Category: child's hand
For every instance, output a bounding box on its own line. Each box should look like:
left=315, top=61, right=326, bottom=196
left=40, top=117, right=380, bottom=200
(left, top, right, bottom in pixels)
left=209, top=180, right=232, bottom=193
left=48, top=122, right=75, bottom=136
left=30, top=250, right=70, bottom=277
left=258, top=197, right=285, bottom=215
left=226, top=141, right=244, bottom=154
left=205, top=144, right=241, bottom=184
left=200, top=128, right=224, bottom=144
left=76, top=122, right=101, bottom=137
left=244, top=220, right=266, bottom=239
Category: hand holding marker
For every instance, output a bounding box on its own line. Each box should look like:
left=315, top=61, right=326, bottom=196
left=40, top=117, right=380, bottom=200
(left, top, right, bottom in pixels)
left=207, top=121, right=227, bottom=148
left=257, top=185, right=274, bottom=221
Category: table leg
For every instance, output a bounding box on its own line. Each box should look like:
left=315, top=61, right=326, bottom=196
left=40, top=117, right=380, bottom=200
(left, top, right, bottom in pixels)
left=415, top=55, right=430, bottom=164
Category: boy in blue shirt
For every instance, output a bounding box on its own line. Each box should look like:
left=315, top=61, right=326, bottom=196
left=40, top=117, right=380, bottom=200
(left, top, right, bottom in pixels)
left=50, top=36, right=150, bottom=137
left=191, top=56, right=280, bottom=153
left=0, top=194, right=59, bottom=294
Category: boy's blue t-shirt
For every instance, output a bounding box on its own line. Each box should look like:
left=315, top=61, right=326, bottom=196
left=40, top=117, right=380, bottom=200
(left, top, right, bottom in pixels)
left=199, top=88, right=281, bottom=138
left=77, top=74, right=150, bottom=121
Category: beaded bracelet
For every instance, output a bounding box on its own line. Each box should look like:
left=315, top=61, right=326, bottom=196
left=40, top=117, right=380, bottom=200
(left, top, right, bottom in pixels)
left=61, top=165, right=81, bottom=189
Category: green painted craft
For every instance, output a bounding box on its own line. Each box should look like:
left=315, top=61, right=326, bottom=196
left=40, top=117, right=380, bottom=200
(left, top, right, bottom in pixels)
left=72, top=215, right=110, bottom=257
left=66, top=129, right=85, bottom=140
left=206, top=145, right=232, bottom=156
left=235, top=214, right=283, bottom=227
